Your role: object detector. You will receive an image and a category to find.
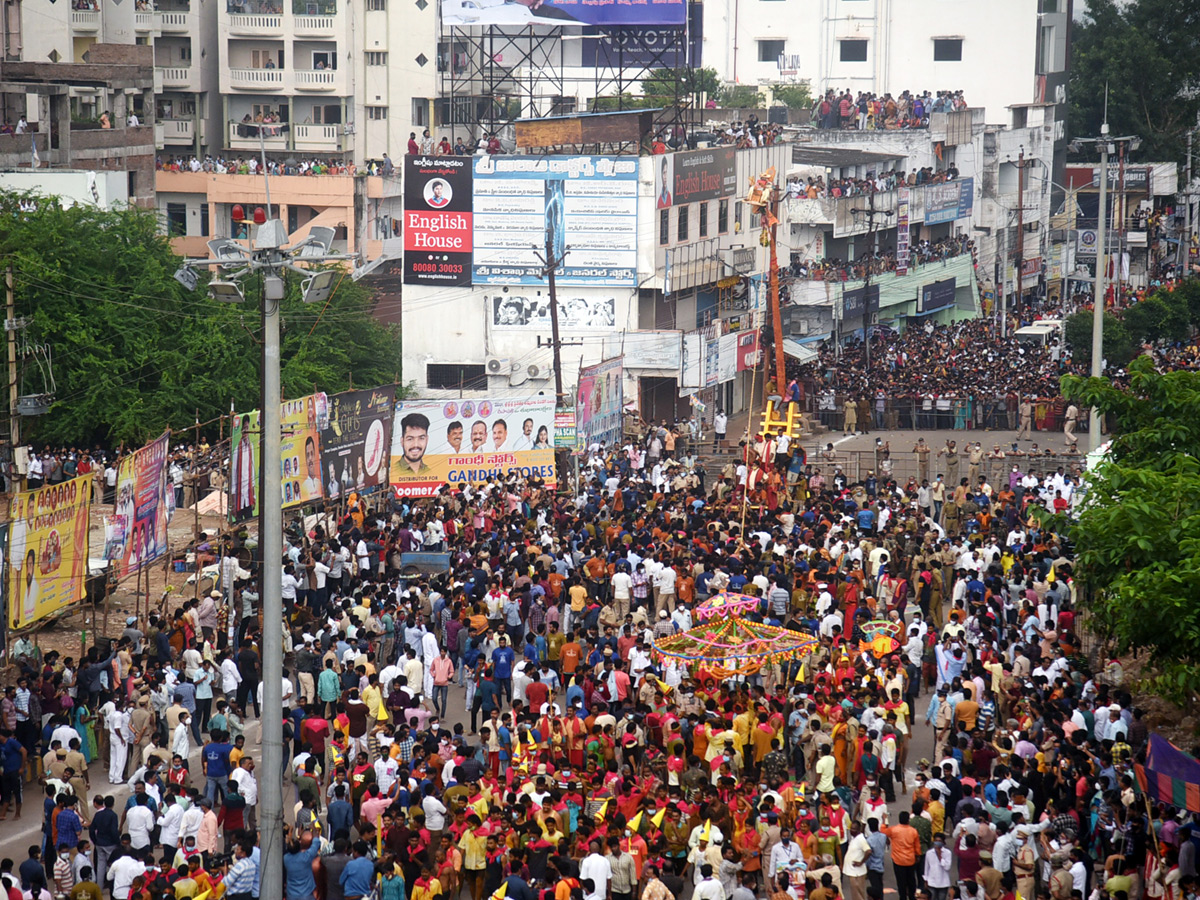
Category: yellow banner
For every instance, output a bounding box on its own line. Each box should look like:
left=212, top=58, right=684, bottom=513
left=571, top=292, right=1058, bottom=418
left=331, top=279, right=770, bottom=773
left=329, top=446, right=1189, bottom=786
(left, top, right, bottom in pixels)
left=8, top=475, right=92, bottom=630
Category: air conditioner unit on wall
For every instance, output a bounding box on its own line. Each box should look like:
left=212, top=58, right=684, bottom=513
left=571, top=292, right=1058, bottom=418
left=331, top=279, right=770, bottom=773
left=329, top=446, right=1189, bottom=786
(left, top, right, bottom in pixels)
left=485, top=356, right=509, bottom=376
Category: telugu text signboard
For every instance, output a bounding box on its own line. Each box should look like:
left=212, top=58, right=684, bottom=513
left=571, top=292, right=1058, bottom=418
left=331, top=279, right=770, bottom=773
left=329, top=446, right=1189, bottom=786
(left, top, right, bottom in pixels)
left=390, top=396, right=557, bottom=498
left=8, top=476, right=91, bottom=630
left=924, top=177, right=974, bottom=226
left=472, top=155, right=638, bottom=287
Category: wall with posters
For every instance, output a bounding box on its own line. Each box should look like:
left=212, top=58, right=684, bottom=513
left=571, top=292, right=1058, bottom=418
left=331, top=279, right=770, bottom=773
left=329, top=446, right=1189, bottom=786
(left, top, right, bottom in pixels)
left=390, top=397, right=557, bottom=497
left=321, top=387, right=396, bottom=498
left=576, top=357, right=623, bottom=450
left=230, top=392, right=329, bottom=522
left=104, top=431, right=174, bottom=579
left=8, top=476, right=91, bottom=630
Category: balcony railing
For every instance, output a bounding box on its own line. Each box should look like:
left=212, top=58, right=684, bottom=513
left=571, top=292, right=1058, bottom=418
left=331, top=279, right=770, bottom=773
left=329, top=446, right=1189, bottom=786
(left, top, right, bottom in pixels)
left=156, top=118, right=196, bottom=144
left=293, top=13, right=335, bottom=32
left=157, top=66, right=193, bottom=88
left=70, top=9, right=101, bottom=30
left=227, top=12, right=283, bottom=32
left=293, top=123, right=339, bottom=148
left=228, top=67, right=284, bottom=89
left=134, top=11, right=155, bottom=30
left=294, top=69, right=336, bottom=90
left=157, top=10, right=189, bottom=29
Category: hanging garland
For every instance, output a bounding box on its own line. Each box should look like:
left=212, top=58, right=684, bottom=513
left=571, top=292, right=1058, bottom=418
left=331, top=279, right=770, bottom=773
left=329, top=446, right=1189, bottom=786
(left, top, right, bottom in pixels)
left=693, top=591, right=764, bottom=621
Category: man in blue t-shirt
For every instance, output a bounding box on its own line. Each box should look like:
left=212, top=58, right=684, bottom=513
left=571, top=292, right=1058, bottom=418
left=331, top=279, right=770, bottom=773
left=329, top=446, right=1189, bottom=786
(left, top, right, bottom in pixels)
left=491, top=636, right=515, bottom=703
left=856, top=507, right=876, bottom=534
left=201, top=733, right=233, bottom=803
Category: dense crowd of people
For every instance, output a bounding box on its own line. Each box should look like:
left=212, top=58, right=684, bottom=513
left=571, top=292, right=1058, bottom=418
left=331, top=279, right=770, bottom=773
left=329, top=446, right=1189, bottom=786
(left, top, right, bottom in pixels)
left=785, top=236, right=974, bottom=284
left=2, top=402, right=1192, bottom=900
left=785, top=166, right=962, bottom=202
left=812, top=90, right=970, bottom=131
left=155, top=157, right=355, bottom=177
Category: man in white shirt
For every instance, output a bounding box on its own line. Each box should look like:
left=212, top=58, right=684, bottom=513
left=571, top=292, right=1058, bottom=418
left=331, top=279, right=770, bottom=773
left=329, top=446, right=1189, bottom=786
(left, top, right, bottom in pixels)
left=653, top=565, right=676, bottom=616
left=768, top=830, right=804, bottom=890
left=230, top=758, right=258, bottom=827
left=124, top=800, right=155, bottom=849
left=579, top=841, right=612, bottom=900
left=611, top=567, right=632, bottom=621
left=107, top=854, right=146, bottom=899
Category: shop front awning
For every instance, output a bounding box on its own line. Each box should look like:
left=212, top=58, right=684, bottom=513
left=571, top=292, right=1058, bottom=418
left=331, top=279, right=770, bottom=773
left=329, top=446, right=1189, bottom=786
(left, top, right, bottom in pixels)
left=782, top=338, right=819, bottom=364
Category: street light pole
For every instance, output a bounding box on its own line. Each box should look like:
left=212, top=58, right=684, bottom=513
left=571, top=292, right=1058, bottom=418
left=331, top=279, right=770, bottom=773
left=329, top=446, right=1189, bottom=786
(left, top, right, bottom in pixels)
left=1089, top=130, right=1109, bottom=452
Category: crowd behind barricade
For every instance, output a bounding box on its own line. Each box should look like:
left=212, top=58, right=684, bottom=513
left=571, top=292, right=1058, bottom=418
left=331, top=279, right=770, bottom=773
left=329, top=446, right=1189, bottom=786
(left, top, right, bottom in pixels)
left=785, top=166, right=961, bottom=203
left=785, top=236, right=974, bottom=284
left=812, top=90, right=970, bottom=131
left=2, top=400, right=1191, bottom=900
left=155, top=156, right=357, bottom=177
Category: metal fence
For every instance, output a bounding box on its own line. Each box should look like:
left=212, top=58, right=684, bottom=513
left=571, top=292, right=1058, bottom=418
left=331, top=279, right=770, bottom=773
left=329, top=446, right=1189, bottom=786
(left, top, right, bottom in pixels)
left=803, top=447, right=1088, bottom=485
left=803, top=391, right=1094, bottom=436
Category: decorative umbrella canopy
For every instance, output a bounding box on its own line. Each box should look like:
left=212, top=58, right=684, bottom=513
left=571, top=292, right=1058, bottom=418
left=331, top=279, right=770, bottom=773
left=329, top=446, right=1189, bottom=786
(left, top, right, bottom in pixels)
left=652, top=616, right=818, bottom=677
left=694, top=591, right=763, bottom=621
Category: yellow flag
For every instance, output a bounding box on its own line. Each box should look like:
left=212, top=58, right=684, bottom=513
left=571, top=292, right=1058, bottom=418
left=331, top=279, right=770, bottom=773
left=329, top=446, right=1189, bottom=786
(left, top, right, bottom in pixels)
left=701, top=819, right=712, bottom=842
left=794, top=662, right=806, bottom=683
left=628, top=812, right=643, bottom=832
left=651, top=808, right=667, bottom=828
left=492, top=884, right=508, bottom=900
left=594, top=799, right=609, bottom=821
left=655, top=678, right=673, bottom=694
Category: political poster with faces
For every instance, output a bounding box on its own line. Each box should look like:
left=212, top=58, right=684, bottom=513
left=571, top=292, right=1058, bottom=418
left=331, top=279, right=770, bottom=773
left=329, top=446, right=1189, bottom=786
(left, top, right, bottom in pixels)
left=390, top=396, right=557, bottom=498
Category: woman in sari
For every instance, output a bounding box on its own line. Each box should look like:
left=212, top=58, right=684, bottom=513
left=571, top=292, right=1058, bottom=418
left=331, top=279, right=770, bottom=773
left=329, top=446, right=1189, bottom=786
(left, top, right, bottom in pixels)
left=72, top=700, right=99, bottom=763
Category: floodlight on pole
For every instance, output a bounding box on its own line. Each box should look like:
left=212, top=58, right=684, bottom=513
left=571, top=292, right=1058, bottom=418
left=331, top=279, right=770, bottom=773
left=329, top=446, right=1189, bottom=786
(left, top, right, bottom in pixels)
left=208, top=280, right=246, bottom=303
left=300, top=269, right=338, bottom=304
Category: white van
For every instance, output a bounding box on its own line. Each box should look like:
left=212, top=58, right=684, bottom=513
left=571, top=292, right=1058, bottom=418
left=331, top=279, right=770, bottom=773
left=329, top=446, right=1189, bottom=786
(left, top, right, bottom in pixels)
left=1014, top=318, right=1063, bottom=347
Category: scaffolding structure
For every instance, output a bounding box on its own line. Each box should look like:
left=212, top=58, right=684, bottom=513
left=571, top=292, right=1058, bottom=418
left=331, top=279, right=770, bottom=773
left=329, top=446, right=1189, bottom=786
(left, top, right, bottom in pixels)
left=438, top=5, right=700, bottom=154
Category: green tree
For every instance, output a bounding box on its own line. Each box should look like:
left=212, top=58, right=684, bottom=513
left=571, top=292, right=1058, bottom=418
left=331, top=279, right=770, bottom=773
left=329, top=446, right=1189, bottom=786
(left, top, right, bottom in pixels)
left=641, top=66, right=720, bottom=103
left=0, top=193, right=402, bottom=446
left=771, top=83, right=813, bottom=110
left=1062, top=309, right=1135, bottom=369
left=1060, top=357, right=1200, bottom=703
left=1068, top=0, right=1200, bottom=164
left=1122, top=290, right=1190, bottom=343
left=716, top=84, right=763, bottom=109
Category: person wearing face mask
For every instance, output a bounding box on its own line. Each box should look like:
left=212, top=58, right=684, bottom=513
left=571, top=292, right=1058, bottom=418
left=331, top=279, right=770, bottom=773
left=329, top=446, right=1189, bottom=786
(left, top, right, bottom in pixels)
left=923, top=833, right=952, bottom=900
left=769, top=828, right=804, bottom=892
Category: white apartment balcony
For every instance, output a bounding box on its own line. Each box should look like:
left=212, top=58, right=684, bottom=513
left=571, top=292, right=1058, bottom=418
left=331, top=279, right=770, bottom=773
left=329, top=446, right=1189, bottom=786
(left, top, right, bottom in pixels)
left=293, top=123, right=340, bottom=150
left=294, top=69, right=336, bottom=91
left=156, top=118, right=197, bottom=145
left=293, top=13, right=335, bottom=34
left=228, top=67, right=284, bottom=90
left=227, top=121, right=288, bottom=150
left=71, top=9, right=101, bottom=31
left=157, top=65, right=195, bottom=89
left=228, top=12, right=283, bottom=34
left=156, top=10, right=190, bottom=31
left=134, top=11, right=157, bottom=32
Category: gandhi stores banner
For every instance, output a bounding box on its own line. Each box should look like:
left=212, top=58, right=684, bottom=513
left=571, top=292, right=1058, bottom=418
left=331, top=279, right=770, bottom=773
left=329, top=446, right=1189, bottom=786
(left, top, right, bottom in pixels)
left=390, top=396, right=557, bottom=498
left=403, top=155, right=473, bottom=286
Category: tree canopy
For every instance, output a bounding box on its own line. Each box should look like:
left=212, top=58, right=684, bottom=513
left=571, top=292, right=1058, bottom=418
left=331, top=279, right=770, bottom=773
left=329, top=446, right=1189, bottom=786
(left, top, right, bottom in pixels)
left=1068, top=0, right=1200, bottom=164
left=1061, top=356, right=1200, bottom=703
left=0, top=194, right=402, bottom=447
